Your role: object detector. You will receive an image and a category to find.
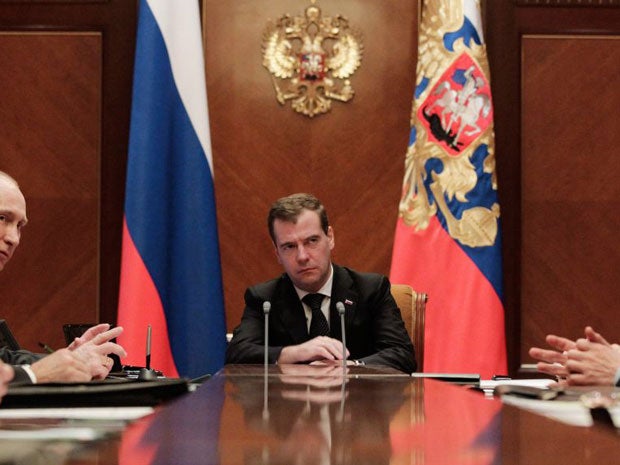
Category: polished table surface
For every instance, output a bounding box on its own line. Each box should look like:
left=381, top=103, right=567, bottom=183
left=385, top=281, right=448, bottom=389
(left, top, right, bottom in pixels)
left=2, top=364, right=620, bottom=464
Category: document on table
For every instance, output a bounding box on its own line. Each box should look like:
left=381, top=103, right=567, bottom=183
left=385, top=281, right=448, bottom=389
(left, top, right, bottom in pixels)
left=488, top=381, right=620, bottom=428
left=479, top=378, right=554, bottom=392
left=501, top=395, right=620, bottom=428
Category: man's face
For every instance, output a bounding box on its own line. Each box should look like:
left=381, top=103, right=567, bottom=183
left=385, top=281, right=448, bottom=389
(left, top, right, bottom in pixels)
left=0, top=178, right=27, bottom=271
left=273, top=209, right=334, bottom=293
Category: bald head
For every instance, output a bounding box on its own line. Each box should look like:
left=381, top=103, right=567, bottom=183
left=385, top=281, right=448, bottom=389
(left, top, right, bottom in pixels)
left=0, top=171, right=19, bottom=188
left=0, top=172, right=27, bottom=271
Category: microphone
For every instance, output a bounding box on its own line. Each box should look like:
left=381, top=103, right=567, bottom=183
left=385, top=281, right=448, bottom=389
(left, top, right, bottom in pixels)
left=138, top=324, right=157, bottom=381
left=262, top=301, right=271, bottom=422
left=336, top=301, right=346, bottom=370
left=336, top=302, right=347, bottom=422
left=145, top=324, right=152, bottom=370
left=263, top=301, right=271, bottom=369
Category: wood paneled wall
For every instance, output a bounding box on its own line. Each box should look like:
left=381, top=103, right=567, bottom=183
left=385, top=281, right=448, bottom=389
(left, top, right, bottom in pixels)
left=0, top=32, right=101, bottom=350
left=487, top=1, right=620, bottom=373
left=204, top=0, right=417, bottom=334
left=0, top=0, right=619, bottom=377
left=0, top=1, right=136, bottom=351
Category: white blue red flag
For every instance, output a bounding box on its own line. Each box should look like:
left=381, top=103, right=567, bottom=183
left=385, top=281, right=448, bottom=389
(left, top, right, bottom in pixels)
left=390, top=0, right=507, bottom=378
left=117, top=0, right=227, bottom=379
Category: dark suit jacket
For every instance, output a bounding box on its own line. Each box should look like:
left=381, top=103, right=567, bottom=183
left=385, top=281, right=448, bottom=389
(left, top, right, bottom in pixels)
left=226, top=265, right=416, bottom=373
left=0, top=347, right=44, bottom=384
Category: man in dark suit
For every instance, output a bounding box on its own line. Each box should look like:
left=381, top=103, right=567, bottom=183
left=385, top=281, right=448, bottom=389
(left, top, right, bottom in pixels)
left=0, top=171, right=126, bottom=386
left=226, top=193, right=416, bottom=373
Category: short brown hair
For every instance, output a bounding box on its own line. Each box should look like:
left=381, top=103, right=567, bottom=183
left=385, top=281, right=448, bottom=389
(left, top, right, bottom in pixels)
left=268, top=193, right=329, bottom=243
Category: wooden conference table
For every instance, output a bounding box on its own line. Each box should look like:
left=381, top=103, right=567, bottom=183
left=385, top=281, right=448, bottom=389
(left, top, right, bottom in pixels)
left=2, top=364, right=620, bottom=465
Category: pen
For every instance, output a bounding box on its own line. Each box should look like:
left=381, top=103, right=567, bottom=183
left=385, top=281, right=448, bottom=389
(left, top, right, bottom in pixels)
left=146, top=324, right=152, bottom=370
left=38, top=341, right=55, bottom=354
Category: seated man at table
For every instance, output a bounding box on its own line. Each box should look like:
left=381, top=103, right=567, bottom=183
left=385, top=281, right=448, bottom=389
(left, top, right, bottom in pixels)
left=0, top=170, right=126, bottom=384
left=226, top=193, right=416, bottom=373
left=529, top=326, right=620, bottom=386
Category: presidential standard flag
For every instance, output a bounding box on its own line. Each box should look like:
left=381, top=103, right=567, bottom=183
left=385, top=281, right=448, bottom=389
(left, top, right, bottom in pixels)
left=117, top=0, right=227, bottom=379
left=390, top=0, right=507, bottom=378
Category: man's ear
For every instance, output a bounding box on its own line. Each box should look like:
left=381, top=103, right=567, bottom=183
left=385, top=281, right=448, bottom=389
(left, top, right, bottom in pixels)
left=327, top=226, right=335, bottom=250
left=273, top=243, right=282, bottom=264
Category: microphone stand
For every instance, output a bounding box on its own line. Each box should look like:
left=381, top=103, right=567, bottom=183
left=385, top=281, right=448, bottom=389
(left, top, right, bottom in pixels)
left=262, top=301, right=271, bottom=422
left=336, top=302, right=346, bottom=371
left=146, top=324, right=152, bottom=370
left=336, top=302, right=347, bottom=422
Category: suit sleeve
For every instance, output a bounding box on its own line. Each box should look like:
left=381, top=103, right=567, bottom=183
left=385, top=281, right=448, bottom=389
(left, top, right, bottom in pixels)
left=355, top=275, right=417, bottom=374
left=0, top=347, right=44, bottom=365
left=10, top=365, right=35, bottom=384
left=225, top=286, right=284, bottom=364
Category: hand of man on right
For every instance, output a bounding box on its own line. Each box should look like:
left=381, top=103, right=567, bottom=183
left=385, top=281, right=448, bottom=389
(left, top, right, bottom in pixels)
left=528, top=334, right=577, bottom=379
left=529, top=326, right=620, bottom=386
left=565, top=335, right=620, bottom=386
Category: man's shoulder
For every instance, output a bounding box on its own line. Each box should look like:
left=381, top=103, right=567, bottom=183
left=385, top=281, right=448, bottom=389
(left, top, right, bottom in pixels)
left=246, top=273, right=291, bottom=299
left=335, top=265, right=388, bottom=287
left=0, top=347, right=41, bottom=365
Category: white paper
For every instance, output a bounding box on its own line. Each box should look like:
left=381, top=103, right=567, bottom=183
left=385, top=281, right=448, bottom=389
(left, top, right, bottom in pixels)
left=0, top=406, right=153, bottom=420
left=479, top=378, right=554, bottom=391
left=500, top=392, right=620, bottom=428
left=0, top=427, right=105, bottom=441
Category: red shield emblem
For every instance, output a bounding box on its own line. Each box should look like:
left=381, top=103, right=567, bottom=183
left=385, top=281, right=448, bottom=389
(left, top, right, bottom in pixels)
left=298, top=53, right=326, bottom=81
left=418, top=53, right=493, bottom=155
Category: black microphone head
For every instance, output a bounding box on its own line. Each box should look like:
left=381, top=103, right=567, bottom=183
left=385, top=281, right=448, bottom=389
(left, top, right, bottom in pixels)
left=263, top=301, right=271, bottom=315
left=336, top=301, right=345, bottom=315
left=137, top=367, right=158, bottom=381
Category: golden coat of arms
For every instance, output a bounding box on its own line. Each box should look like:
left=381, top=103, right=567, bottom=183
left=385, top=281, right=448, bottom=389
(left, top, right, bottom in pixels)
left=261, top=0, right=363, bottom=117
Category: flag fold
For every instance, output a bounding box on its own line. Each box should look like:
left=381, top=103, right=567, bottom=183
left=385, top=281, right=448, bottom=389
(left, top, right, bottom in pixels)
left=117, top=0, right=226, bottom=379
left=390, top=0, right=507, bottom=378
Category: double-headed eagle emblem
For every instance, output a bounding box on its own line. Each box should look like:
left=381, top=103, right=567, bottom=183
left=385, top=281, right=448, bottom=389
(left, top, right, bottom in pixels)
left=399, top=1, right=500, bottom=248
left=262, top=1, right=363, bottom=117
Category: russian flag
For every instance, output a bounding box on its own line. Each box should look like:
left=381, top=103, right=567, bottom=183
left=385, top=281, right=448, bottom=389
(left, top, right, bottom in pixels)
left=117, top=0, right=227, bottom=379
left=390, top=0, right=507, bottom=379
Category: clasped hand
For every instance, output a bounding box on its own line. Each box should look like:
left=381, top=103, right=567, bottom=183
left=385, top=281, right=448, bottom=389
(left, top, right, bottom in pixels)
left=277, top=336, right=350, bottom=365
left=529, top=326, right=620, bottom=386
left=31, top=323, right=127, bottom=383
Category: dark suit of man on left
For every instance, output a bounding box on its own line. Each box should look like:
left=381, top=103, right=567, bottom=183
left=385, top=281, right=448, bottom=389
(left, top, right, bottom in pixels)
left=0, top=171, right=126, bottom=392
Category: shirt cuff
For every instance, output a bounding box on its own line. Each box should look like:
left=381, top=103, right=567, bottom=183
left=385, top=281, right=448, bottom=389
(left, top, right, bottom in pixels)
left=20, top=364, right=37, bottom=384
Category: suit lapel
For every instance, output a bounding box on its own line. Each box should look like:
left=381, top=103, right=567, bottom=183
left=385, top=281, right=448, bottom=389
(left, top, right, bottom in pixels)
left=273, top=275, right=309, bottom=344
left=329, top=265, right=358, bottom=340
